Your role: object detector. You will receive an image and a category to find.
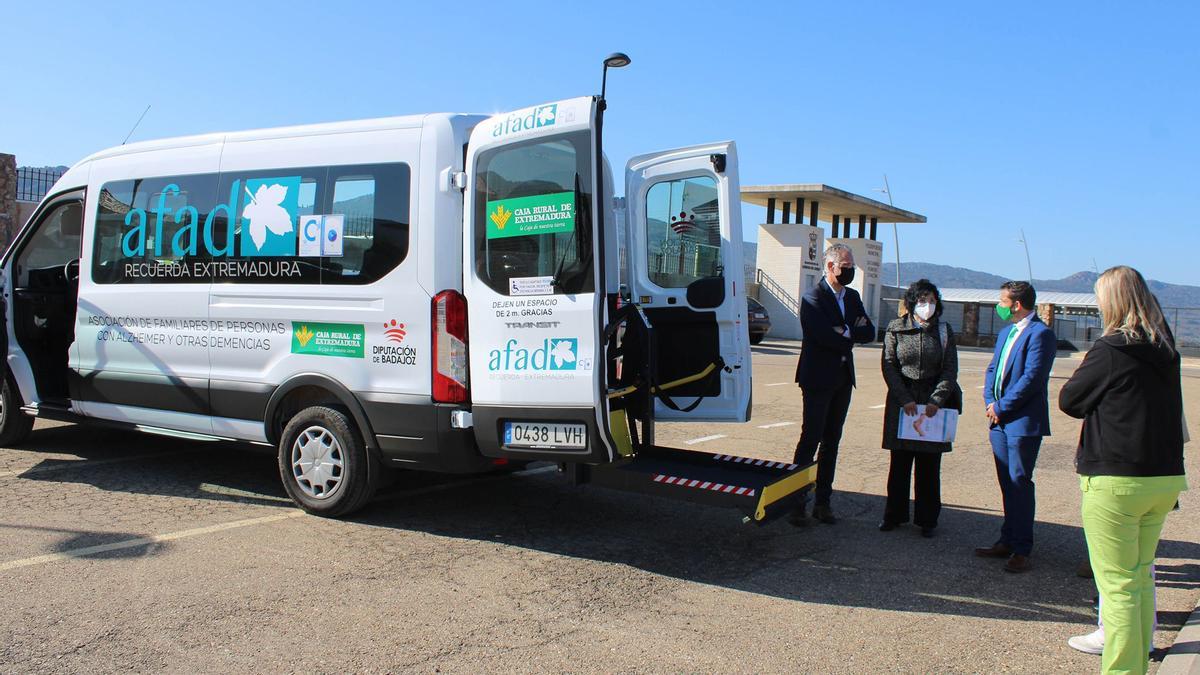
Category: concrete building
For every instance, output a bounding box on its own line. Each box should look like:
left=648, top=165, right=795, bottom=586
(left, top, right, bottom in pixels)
left=741, top=184, right=925, bottom=340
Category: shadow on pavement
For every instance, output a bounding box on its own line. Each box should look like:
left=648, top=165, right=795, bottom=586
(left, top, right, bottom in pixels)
left=12, top=424, right=287, bottom=509
left=0, top=522, right=170, bottom=560
left=11, top=424, right=1198, bottom=625
left=349, top=473, right=1200, bottom=625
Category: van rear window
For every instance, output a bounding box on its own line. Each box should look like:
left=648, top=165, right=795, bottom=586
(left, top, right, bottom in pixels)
left=92, top=162, right=409, bottom=285
left=473, top=132, right=593, bottom=295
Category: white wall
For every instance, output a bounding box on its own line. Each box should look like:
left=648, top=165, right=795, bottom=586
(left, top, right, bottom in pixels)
left=828, top=237, right=884, bottom=329
left=756, top=223, right=824, bottom=339
left=17, top=201, right=37, bottom=228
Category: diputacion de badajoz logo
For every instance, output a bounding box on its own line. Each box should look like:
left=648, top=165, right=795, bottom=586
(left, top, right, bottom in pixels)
left=373, top=319, right=418, bottom=366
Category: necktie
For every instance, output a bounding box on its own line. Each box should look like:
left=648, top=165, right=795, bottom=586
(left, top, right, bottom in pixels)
left=994, top=328, right=1019, bottom=400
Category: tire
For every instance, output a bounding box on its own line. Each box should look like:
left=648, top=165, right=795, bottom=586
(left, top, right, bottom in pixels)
left=749, top=334, right=765, bottom=345
left=278, top=405, right=378, bottom=517
left=0, top=374, right=34, bottom=447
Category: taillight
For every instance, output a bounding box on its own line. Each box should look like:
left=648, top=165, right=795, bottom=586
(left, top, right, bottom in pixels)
left=432, top=290, right=469, bottom=403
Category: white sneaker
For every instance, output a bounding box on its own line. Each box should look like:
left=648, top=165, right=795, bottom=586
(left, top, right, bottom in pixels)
left=1067, top=628, right=1155, bottom=656
left=1068, top=628, right=1105, bottom=655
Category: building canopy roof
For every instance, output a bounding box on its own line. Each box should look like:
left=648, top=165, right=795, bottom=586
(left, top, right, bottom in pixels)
left=741, top=184, right=926, bottom=224
left=937, top=288, right=1098, bottom=307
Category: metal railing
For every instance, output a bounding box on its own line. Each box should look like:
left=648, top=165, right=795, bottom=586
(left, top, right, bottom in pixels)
left=16, top=167, right=66, bottom=202
left=648, top=240, right=721, bottom=287
left=755, top=269, right=800, bottom=316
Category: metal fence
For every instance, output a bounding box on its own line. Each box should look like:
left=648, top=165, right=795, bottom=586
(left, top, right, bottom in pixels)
left=648, top=240, right=721, bottom=287
left=16, top=167, right=66, bottom=202
left=882, top=299, right=1200, bottom=349
left=1166, top=307, right=1200, bottom=348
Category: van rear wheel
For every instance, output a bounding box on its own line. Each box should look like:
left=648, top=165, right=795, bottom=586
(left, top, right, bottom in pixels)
left=278, top=406, right=377, bottom=517
left=0, top=374, right=34, bottom=447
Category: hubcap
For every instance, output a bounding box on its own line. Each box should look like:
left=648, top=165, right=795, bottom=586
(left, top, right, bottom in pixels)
left=290, top=425, right=345, bottom=499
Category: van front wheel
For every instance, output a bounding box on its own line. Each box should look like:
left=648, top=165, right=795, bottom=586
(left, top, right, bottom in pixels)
left=0, top=375, right=34, bottom=447
left=278, top=406, right=376, bottom=517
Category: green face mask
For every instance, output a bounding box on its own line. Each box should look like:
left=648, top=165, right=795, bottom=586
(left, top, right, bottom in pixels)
left=995, top=303, right=1013, bottom=321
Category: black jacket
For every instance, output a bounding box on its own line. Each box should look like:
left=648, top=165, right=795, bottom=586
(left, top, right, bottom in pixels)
left=795, top=278, right=875, bottom=389
left=880, top=316, right=962, bottom=453
left=1059, top=334, right=1186, bottom=477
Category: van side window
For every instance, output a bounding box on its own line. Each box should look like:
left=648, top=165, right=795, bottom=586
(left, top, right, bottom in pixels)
left=473, top=132, right=593, bottom=295
left=320, top=165, right=409, bottom=284
left=91, top=163, right=409, bottom=285
left=644, top=175, right=722, bottom=288
left=17, top=200, right=84, bottom=287
left=298, top=180, right=317, bottom=217
left=92, top=174, right=219, bottom=284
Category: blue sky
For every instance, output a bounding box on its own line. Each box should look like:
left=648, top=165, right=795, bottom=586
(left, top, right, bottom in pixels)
left=3, top=1, right=1197, bottom=285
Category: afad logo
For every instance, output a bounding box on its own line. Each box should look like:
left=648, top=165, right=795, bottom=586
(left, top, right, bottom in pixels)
left=120, top=175, right=300, bottom=258
left=491, top=104, right=557, bottom=138
left=488, top=337, right=577, bottom=371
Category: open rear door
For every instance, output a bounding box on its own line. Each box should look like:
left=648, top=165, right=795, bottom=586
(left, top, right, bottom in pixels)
left=624, top=143, right=751, bottom=421
left=462, top=97, right=617, bottom=464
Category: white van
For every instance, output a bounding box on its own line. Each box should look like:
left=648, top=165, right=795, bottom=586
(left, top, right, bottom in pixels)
left=2, top=95, right=813, bottom=519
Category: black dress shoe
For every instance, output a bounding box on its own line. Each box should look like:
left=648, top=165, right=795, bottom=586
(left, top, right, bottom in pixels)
left=812, top=504, right=836, bottom=524
left=878, top=521, right=897, bottom=532
left=920, top=527, right=936, bottom=538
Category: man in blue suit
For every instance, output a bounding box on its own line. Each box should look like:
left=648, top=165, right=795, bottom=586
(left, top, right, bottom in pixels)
left=975, top=281, right=1056, bottom=573
left=791, top=244, right=875, bottom=525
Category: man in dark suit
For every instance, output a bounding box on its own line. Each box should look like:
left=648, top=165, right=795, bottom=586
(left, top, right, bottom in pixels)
left=791, top=244, right=875, bottom=525
left=975, top=280, right=1056, bottom=573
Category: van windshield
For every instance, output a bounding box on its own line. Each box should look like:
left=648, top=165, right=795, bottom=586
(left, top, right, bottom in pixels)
left=473, top=131, right=593, bottom=295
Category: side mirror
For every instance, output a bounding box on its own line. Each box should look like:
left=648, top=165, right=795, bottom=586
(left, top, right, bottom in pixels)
left=686, top=276, right=725, bottom=309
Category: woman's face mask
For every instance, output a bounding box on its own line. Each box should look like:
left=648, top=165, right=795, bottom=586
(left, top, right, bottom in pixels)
left=914, top=302, right=936, bottom=321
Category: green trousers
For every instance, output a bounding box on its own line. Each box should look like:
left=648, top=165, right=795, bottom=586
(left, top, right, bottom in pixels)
left=1080, top=474, right=1187, bottom=675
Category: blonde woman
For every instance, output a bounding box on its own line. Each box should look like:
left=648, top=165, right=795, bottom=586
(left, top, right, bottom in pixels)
left=1059, top=266, right=1187, bottom=674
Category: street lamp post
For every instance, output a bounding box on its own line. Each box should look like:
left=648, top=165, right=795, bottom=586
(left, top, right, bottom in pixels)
left=600, top=52, right=630, bottom=102
left=875, top=174, right=901, bottom=288
left=1017, top=228, right=1033, bottom=281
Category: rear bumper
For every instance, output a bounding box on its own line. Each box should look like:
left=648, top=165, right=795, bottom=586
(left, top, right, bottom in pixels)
left=359, top=394, right=493, bottom=474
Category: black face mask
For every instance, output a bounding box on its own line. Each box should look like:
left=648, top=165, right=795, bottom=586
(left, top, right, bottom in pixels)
left=835, top=266, right=855, bottom=286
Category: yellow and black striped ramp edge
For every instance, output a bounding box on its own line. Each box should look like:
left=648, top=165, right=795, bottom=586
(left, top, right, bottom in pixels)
left=585, top=446, right=817, bottom=524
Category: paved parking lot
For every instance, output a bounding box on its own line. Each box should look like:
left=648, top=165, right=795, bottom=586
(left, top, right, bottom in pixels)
left=1, top=342, right=1197, bottom=673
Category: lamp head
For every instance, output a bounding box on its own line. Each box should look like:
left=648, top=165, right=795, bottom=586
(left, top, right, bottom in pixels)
left=604, top=52, right=631, bottom=69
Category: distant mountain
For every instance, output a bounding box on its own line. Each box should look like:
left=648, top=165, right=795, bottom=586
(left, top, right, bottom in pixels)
left=879, top=262, right=1008, bottom=290
left=881, top=262, right=1200, bottom=309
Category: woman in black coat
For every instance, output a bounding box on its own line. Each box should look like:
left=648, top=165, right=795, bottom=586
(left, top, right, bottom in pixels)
left=879, top=280, right=962, bottom=537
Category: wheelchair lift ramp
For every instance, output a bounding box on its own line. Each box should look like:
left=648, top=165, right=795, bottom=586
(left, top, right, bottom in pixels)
left=579, top=446, right=816, bottom=523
